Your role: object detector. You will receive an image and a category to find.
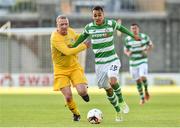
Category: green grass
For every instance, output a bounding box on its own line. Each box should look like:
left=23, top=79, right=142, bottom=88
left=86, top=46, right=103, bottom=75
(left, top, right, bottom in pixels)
left=0, top=92, right=180, bottom=127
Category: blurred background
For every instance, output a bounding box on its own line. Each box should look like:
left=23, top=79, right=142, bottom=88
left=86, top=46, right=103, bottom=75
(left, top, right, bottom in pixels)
left=0, top=0, right=180, bottom=87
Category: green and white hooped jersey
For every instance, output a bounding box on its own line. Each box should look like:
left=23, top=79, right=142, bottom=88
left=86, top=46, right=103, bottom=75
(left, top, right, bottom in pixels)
left=124, top=33, right=151, bottom=67
left=83, top=19, right=120, bottom=64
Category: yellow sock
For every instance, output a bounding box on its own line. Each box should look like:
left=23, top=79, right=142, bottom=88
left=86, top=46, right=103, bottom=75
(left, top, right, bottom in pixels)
left=67, top=99, right=80, bottom=115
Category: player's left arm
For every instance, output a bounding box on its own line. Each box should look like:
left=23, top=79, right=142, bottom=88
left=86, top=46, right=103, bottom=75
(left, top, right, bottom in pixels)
left=114, top=20, right=141, bottom=41
left=124, top=37, right=132, bottom=57
left=143, top=35, right=154, bottom=55
left=147, top=41, right=153, bottom=51
left=145, top=35, right=154, bottom=52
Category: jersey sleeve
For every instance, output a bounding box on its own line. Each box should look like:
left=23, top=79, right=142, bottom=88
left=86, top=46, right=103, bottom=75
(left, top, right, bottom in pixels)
left=113, top=20, right=134, bottom=38
left=72, top=25, right=90, bottom=47
left=70, top=28, right=80, bottom=41
left=141, top=33, right=151, bottom=45
left=51, top=33, right=87, bottom=55
left=124, top=37, right=130, bottom=51
left=75, top=33, right=80, bottom=41
left=112, top=20, right=120, bottom=30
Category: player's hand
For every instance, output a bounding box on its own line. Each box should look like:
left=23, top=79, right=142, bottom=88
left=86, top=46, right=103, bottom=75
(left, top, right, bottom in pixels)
left=134, top=34, right=141, bottom=41
left=126, top=51, right=132, bottom=57
left=84, top=40, right=91, bottom=48
left=142, top=50, right=148, bottom=57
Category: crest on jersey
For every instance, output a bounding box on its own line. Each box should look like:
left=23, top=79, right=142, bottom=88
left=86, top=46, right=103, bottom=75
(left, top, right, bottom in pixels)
left=104, top=28, right=109, bottom=37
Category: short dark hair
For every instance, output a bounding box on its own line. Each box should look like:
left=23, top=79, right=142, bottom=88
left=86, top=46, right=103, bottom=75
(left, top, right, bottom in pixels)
left=92, top=6, right=104, bottom=12
left=131, top=23, right=139, bottom=27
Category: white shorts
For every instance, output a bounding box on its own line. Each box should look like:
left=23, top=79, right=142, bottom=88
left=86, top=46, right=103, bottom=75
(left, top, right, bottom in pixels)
left=130, top=63, right=148, bottom=80
left=95, top=59, right=121, bottom=89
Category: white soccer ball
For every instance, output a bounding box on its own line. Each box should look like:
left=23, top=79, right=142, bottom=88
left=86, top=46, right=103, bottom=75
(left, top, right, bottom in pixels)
left=87, top=108, right=103, bottom=124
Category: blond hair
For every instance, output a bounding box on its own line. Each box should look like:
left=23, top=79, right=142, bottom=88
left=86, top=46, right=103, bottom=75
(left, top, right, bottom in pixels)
left=56, top=15, right=68, bottom=23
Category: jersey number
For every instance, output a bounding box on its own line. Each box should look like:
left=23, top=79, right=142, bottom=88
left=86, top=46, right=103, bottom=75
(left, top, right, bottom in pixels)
left=110, top=65, right=118, bottom=71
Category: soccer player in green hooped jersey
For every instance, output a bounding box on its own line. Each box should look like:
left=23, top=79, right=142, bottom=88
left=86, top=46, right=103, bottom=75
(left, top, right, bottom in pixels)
left=124, top=23, right=153, bottom=105
left=72, top=6, right=140, bottom=122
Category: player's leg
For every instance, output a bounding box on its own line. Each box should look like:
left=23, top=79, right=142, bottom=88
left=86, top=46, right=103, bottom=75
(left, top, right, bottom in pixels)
left=75, top=84, right=89, bottom=102
left=105, top=87, right=120, bottom=113
left=136, top=79, right=145, bottom=105
left=54, top=75, right=80, bottom=121
left=140, top=63, right=150, bottom=101
left=108, top=60, right=129, bottom=114
left=130, top=67, right=145, bottom=104
left=142, top=77, right=150, bottom=101
left=71, top=68, right=90, bottom=102
left=105, top=87, right=123, bottom=122
left=96, top=70, right=120, bottom=113
left=109, top=78, right=123, bottom=103
left=60, top=86, right=81, bottom=121
left=96, top=64, right=122, bottom=121
left=109, top=76, right=129, bottom=114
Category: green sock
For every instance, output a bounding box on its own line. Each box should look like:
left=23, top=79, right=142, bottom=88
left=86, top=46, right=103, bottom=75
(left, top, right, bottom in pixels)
left=112, top=83, right=124, bottom=103
left=106, top=91, right=120, bottom=112
left=137, top=82, right=144, bottom=100
left=142, top=79, right=148, bottom=92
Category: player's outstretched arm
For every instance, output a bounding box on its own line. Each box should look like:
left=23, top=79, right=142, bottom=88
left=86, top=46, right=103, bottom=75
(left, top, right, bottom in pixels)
left=147, top=41, right=154, bottom=51
left=73, top=33, right=89, bottom=47
left=117, top=24, right=141, bottom=41
left=143, top=41, right=154, bottom=55
left=54, top=40, right=87, bottom=56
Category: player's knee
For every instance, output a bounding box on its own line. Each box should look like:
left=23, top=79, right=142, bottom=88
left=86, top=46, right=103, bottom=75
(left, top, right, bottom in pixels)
left=109, top=77, right=117, bottom=85
left=76, top=85, right=88, bottom=96
left=141, top=77, right=147, bottom=81
left=110, top=82, right=116, bottom=86
left=77, top=89, right=87, bottom=96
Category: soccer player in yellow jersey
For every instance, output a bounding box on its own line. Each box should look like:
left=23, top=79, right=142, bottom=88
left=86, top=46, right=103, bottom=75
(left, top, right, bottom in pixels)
left=50, top=15, right=90, bottom=121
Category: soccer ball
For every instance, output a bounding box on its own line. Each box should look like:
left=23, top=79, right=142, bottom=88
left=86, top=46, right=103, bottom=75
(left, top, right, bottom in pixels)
left=87, top=108, right=103, bottom=124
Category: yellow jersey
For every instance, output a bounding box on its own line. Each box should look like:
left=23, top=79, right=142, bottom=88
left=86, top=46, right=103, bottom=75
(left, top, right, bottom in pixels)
left=50, top=27, right=87, bottom=74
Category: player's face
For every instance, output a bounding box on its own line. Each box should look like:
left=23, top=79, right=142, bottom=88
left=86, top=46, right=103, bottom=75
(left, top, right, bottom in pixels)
left=130, top=25, right=139, bottom=35
left=92, top=10, right=104, bottom=25
left=57, top=18, right=69, bottom=35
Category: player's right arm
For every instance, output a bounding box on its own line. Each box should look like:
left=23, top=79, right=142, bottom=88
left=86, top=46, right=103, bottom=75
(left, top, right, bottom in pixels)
left=72, top=25, right=90, bottom=47
left=51, top=32, right=87, bottom=55
left=54, top=41, right=87, bottom=56
left=114, top=20, right=141, bottom=41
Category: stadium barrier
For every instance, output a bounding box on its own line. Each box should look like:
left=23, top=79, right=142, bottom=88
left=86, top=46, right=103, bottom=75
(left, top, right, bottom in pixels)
left=0, top=73, right=180, bottom=87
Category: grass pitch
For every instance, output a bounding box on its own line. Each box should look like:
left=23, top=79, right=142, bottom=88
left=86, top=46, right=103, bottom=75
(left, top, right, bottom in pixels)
left=0, top=86, right=180, bottom=127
